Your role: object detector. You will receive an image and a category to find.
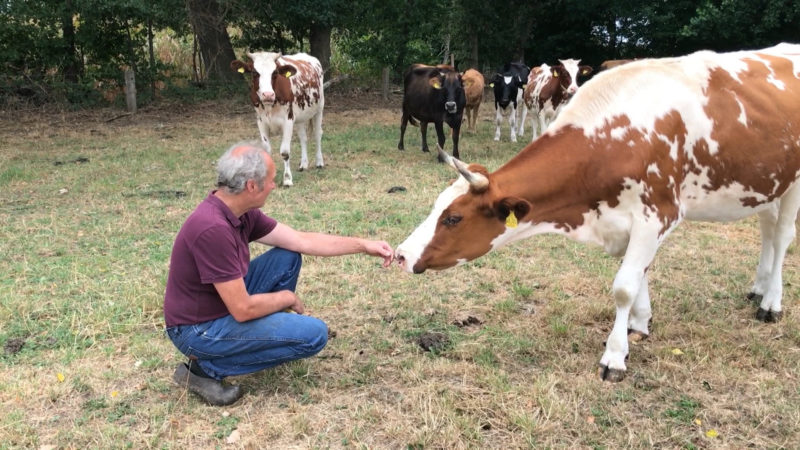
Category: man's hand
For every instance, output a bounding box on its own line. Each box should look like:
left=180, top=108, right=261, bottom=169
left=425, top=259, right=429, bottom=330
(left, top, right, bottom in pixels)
left=285, top=291, right=306, bottom=314
left=365, top=240, right=394, bottom=268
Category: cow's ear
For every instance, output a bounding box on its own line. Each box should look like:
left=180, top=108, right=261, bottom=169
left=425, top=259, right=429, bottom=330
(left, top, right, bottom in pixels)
left=580, top=65, right=593, bottom=76
left=231, top=60, right=252, bottom=74
left=494, top=196, right=531, bottom=227
left=277, top=64, right=298, bottom=79
left=429, top=77, right=442, bottom=89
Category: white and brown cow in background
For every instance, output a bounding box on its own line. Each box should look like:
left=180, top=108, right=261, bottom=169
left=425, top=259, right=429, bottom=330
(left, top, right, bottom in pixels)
left=396, top=44, right=800, bottom=381
left=519, top=59, right=592, bottom=139
left=231, top=52, right=324, bottom=186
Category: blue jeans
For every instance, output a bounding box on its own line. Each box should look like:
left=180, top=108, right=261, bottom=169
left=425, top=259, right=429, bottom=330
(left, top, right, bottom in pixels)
left=166, top=248, right=328, bottom=380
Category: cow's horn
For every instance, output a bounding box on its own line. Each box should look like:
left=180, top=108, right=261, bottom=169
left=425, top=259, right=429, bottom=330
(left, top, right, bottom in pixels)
left=437, top=145, right=489, bottom=190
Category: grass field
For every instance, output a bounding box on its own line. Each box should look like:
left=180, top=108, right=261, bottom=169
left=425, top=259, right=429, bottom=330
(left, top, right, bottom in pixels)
left=1, top=90, right=799, bottom=449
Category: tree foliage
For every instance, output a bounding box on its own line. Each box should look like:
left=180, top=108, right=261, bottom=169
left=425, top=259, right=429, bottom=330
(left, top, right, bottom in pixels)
left=1, top=0, right=799, bottom=106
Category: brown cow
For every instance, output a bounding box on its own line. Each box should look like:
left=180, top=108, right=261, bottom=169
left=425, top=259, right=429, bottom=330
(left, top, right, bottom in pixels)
left=461, top=69, right=484, bottom=133
left=599, top=59, right=636, bottom=72
left=396, top=44, right=800, bottom=382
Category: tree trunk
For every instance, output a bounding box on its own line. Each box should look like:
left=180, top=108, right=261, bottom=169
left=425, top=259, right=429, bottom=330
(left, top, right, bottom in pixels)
left=468, top=34, right=479, bottom=69
left=186, top=0, right=238, bottom=83
left=382, top=66, right=390, bottom=100
left=61, top=0, right=82, bottom=83
left=310, top=24, right=332, bottom=75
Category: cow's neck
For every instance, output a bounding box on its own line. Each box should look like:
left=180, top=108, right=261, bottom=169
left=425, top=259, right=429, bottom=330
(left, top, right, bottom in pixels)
left=493, top=126, right=597, bottom=233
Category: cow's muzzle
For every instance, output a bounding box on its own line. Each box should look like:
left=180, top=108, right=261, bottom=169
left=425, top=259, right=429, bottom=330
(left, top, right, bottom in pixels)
left=445, top=101, right=457, bottom=114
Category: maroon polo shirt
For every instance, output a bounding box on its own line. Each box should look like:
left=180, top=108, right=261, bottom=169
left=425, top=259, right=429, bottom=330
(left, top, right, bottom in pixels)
left=164, top=191, right=277, bottom=327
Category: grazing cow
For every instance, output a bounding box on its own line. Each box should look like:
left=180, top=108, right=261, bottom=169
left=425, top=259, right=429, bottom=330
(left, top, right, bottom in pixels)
left=461, top=69, right=485, bottom=133
left=395, top=44, right=800, bottom=382
left=599, top=59, right=636, bottom=72
left=519, top=59, right=593, bottom=139
left=490, top=62, right=530, bottom=142
left=231, top=51, right=324, bottom=187
left=398, top=64, right=466, bottom=160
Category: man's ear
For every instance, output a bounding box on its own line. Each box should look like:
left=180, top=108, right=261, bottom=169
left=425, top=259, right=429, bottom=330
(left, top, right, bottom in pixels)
left=494, top=196, right=531, bottom=226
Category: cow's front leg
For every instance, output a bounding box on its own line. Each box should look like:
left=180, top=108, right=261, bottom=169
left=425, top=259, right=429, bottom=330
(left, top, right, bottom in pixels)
left=312, top=108, right=324, bottom=168
left=493, top=108, right=501, bottom=141
left=509, top=104, right=518, bottom=142
left=256, top=113, right=272, bottom=152
left=600, top=223, right=660, bottom=382
left=519, top=105, right=527, bottom=137
left=434, top=122, right=446, bottom=162
left=279, top=119, right=295, bottom=187
left=420, top=121, right=430, bottom=152
left=296, top=121, right=309, bottom=171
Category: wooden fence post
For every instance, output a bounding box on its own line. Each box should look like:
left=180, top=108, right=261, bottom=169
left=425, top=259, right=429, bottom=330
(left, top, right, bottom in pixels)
left=124, top=69, right=137, bottom=113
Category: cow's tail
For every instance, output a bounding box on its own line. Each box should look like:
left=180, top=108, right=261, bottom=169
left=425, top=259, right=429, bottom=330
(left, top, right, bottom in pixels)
left=408, top=116, right=419, bottom=127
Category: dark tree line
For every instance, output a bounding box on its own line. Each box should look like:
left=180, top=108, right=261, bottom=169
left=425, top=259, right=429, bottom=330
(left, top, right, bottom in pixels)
left=1, top=0, right=798, bottom=106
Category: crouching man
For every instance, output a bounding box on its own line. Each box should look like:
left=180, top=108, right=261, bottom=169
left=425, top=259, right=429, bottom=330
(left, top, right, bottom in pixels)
left=164, top=141, right=394, bottom=405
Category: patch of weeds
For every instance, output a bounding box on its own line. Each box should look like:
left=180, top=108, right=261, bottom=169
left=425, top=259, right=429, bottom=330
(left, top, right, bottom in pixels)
left=495, top=298, right=517, bottom=313
left=664, top=395, right=700, bottom=424
left=548, top=315, right=571, bottom=337
left=83, top=397, right=109, bottom=412
left=512, top=279, right=535, bottom=299
left=474, top=347, right=498, bottom=368
left=589, top=406, right=614, bottom=428
left=106, top=401, right=134, bottom=422
left=214, top=414, right=240, bottom=439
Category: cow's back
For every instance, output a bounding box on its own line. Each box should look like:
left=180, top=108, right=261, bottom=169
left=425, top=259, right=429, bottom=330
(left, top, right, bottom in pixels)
left=552, top=44, right=800, bottom=221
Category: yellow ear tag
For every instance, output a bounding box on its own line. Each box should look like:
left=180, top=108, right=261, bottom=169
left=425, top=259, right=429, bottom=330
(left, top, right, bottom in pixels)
left=505, top=211, right=518, bottom=228
left=582, top=69, right=588, bottom=74
left=238, top=67, right=245, bottom=73
left=285, top=71, right=292, bottom=78
left=553, top=71, right=559, bottom=77
left=433, top=81, right=441, bottom=89
left=489, top=83, right=494, bottom=87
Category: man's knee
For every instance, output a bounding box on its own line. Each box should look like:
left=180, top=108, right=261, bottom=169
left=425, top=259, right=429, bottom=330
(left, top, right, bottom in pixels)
left=304, top=317, right=328, bottom=355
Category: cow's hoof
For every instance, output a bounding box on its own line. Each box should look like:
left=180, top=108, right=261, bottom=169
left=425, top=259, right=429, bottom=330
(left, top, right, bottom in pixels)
left=627, top=329, right=649, bottom=342
left=747, top=292, right=763, bottom=303
left=598, top=365, right=626, bottom=382
left=422, top=148, right=430, bottom=153
left=756, top=308, right=782, bottom=323
left=316, top=164, right=324, bottom=169
left=398, top=144, right=404, bottom=151
left=298, top=167, right=306, bottom=172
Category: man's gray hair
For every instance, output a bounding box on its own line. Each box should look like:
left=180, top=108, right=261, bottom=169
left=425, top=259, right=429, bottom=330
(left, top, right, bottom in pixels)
left=216, top=141, right=268, bottom=194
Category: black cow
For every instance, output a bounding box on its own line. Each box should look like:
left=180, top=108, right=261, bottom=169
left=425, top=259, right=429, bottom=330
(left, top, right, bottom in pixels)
left=489, top=62, right=529, bottom=142
left=398, top=64, right=466, bottom=160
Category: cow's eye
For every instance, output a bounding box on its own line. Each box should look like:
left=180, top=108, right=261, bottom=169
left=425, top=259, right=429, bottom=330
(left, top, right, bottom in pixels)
left=441, top=215, right=462, bottom=227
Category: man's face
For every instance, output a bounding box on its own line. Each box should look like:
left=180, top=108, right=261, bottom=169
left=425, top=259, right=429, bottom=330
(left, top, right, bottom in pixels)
left=253, top=153, right=276, bottom=207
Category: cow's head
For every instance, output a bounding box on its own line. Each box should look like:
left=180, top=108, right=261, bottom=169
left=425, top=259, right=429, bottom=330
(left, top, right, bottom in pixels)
left=231, top=51, right=296, bottom=107
left=424, top=67, right=466, bottom=115
left=558, top=58, right=593, bottom=95
left=490, top=64, right=526, bottom=108
left=395, top=147, right=531, bottom=273
left=549, top=64, right=573, bottom=94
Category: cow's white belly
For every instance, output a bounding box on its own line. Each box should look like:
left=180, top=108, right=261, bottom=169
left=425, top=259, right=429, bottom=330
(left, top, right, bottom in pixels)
left=259, top=103, right=321, bottom=134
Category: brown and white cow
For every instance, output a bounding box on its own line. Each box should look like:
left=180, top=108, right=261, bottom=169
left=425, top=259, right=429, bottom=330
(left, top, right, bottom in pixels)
left=231, top=52, right=324, bottom=186
left=519, top=59, right=593, bottom=140
left=395, top=44, right=800, bottom=381
left=461, top=69, right=485, bottom=133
